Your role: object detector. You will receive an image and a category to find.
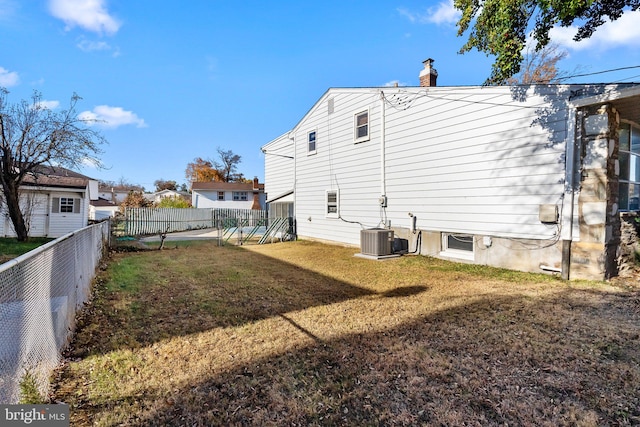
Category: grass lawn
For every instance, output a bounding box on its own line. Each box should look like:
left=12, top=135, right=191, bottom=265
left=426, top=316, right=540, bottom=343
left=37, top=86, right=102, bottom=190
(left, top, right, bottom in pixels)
left=0, top=237, right=54, bottom=264
left=51, top=240, right=640, bottom=426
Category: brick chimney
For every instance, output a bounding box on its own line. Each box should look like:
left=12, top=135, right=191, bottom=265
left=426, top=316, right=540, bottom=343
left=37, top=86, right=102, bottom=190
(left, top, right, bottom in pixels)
left=251, top=177, right=261, bottom=210
left=419, top=58, right=437, bottom=87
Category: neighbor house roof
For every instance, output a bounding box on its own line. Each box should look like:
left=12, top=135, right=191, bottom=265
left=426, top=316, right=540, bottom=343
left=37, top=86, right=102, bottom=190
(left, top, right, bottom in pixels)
left=90, top=198, right=118, bottom=207
left=192, top=181, right=264, bottom=191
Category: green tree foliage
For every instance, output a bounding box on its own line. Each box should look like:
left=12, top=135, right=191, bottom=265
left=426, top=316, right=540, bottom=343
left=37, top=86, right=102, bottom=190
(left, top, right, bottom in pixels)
left=455, top=0, right=640, bottom=84
left=0, top=90, right=105, bottom=241
left=156, top=195, right=191, bottom=208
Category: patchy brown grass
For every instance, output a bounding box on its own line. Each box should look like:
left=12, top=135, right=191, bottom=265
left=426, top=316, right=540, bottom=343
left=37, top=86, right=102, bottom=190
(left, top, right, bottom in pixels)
left=51, top=240, right=640, bottom=426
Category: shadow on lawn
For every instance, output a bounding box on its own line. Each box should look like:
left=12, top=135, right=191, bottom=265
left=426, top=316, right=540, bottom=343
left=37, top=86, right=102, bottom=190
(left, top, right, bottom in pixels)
left=68, top=244, right=429, bottom=358
left=72, top=285, right=640, bottom=426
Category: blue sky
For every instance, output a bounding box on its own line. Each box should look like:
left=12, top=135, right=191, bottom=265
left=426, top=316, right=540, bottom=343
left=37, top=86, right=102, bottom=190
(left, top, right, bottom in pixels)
left=2, top=1, right=640, bottom=191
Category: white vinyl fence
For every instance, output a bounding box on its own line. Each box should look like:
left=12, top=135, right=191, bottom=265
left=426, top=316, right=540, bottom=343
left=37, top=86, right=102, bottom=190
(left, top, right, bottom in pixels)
left=122, top=207, right=268, bottom=236
left=0, top=221, right=110, bottom=403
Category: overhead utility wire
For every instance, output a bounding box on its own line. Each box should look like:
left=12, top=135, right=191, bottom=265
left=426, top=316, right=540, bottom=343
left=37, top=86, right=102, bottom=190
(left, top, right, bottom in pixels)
left=557, top=65, right=640, bottom=82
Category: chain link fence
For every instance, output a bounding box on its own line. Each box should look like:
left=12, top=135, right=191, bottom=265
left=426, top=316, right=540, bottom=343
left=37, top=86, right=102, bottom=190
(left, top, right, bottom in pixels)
left=0, top=221, right=110, bottom=403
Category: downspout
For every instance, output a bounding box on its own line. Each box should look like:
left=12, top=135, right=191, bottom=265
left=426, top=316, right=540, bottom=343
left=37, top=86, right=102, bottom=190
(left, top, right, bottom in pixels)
left=290, top=131, right=297, bottom=237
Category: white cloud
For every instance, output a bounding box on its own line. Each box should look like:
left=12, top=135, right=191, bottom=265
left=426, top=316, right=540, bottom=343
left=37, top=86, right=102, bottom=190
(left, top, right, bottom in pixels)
left=426, top=0, right=461, bottom=25
left=0, top=66, right=19, bottom=87
left=48, top=0, right=121, bottom=35
left=77, top=38, right=111, bottom=52
left=33, top=100, right=60, bottom=110
left=550, top=10, right=640, bottom=51
left=397, top=1, right=460, bottom=25
left=79, top=105, right=146, bottom=129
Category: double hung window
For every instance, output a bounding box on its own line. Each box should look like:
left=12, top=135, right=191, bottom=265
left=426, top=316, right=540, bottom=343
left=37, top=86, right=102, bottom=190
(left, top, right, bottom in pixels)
left=619, top=122, right=640, bottom=211
left=354, top=110, right=369, bottom=143
left=308, top=130, right=317, bottom=154
left=326, top=190, right=339, bottom=218
left=233, top=191, right=248, bottom=201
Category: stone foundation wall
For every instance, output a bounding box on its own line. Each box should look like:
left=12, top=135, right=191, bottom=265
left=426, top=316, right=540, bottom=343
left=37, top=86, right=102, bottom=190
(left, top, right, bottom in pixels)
left=618, top=212, right=640, bottom=276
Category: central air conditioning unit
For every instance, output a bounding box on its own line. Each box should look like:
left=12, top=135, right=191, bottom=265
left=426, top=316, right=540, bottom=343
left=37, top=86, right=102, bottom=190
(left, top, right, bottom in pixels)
left=360, top=228, right=394, bottom=256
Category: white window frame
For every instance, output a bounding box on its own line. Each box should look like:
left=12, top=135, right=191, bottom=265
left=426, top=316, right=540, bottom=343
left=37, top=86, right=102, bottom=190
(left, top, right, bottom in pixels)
left=618, top=121, right=640, bottom=211
left=307, top=129, right=317, bottom=155
left=217, top=191, right=225, bottom=201
left=440, top=233, right=474, bottom=261
left=60, top=197, right=75, bottom=213
left=326, top=189, right=339, bottom=218
left=354, top=109, right=370, bottom=143
left=233, top=191, right=248, bottom=201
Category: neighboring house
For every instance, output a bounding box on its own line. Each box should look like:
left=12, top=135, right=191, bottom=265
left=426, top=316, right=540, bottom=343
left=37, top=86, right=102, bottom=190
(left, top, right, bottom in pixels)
left=89, top=198, right=119, bottom=221
left=0, top=165, right=99, bottom=238
left=192, top=178, right=266, bottom=210
left=97, top=184, right=144, bottom=204
left=146, top=189, right=191, bottom=204
left=262, top=59, right=640, bottom=281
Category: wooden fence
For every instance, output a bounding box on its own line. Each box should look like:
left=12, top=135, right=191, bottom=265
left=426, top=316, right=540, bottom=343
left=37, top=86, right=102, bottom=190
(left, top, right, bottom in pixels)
left=121, top=207, right=268, bottom=236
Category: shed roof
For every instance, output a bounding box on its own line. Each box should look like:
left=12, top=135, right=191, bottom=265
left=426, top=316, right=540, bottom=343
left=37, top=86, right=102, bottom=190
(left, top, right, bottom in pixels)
left=22, top=165, right=94, bottom=189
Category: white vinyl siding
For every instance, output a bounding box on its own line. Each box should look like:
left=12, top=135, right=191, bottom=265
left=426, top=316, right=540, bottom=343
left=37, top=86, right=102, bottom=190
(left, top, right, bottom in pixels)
left=191, top=190, right=255, bottom=210
left=277, top=87, right=568, bottom=246
left=262, top=133, right=295, bottom=205
left=293, top=90, right=382, bottom=244
left=49, top=192, right=89, bottom=237
left=383, top=87, right=566, bottom=240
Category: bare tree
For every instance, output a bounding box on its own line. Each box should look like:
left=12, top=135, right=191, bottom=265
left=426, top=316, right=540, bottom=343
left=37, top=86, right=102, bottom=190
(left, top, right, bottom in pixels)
left=506, top=43, right=576, bottom=85
left=0, top=89, right=105, bottom=241
left=213, top=147, right=243, bottom=182
left=154, top=179, right=177, bottom=191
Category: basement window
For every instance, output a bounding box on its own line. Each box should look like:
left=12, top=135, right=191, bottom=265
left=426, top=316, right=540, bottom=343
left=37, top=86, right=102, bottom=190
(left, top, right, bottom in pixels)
left=354, top=110, right=369, bottom=143
left=440, top=233, right=474, bottom=260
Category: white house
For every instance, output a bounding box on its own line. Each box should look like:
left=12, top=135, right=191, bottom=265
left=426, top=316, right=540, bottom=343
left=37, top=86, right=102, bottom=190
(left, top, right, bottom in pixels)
left=191, top=177, right=266, bottom=210
left=0, top=166, right=99, bottom=238
left=262, top=59, right=640, bottom=281
left=97, top=185, right=135, bottom=204
left=146, top=189, right=191, bottom=204
left=89, top=198, right=119, bottom=221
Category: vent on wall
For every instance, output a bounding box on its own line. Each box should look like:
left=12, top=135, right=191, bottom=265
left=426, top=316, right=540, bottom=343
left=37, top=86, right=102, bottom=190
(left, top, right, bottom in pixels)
left=360, top=228, right=394, bottom=256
